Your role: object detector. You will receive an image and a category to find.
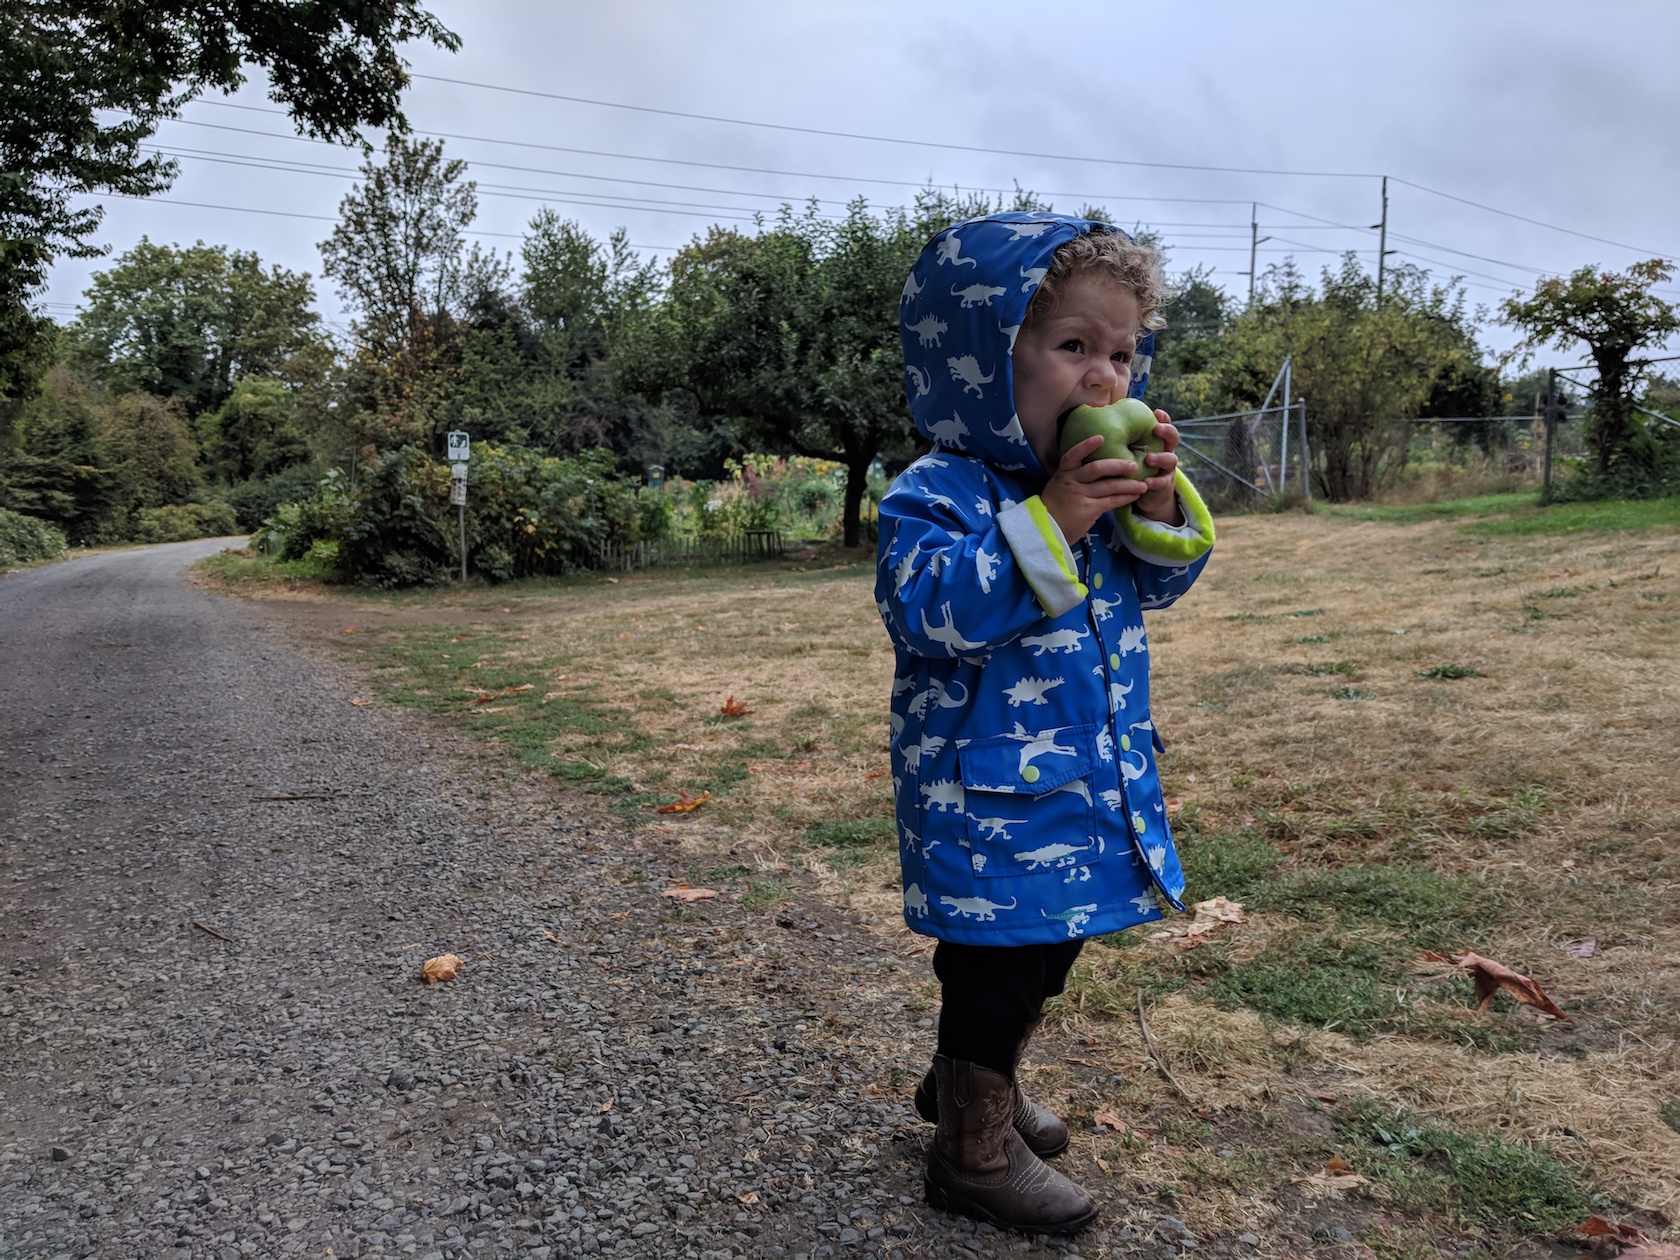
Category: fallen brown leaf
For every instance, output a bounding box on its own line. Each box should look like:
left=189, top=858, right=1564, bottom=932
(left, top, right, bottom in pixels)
left=1092, top=1108, right=1126, bottom=1132
left=350, top=697, right=370, bottom=707
left=1291, top=1169, right=1367, bottom=1192
left=1308, top=1090, right=1340, bottom=1103
left=656, top=791, right=709, bottom=814
left=421, top=953, right=463, bottom=984
left=1325, top=1155, right=1354, bottom=1174
left=661, top=886, right=718, bottom=903
left=736, top=1191, right=759, bottom=1205
left=597, top=1099, right=613, bottom=1114
left=720, top=694, right=754, bottom=716
left=1578, top=1216, right=1644, bottom=1244
left=1453, top=951, right=1571, bottom=1021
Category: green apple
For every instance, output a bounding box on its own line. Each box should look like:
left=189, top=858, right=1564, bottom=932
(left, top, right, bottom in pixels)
left=1058, top=398, right=1165, bottom=481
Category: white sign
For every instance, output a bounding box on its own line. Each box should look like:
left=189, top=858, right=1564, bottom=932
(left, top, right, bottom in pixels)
left=450, top=462, right=469, bottom=480
left=446, top=431, right=470, bottom=462
left=449, top=481, right=466, bottom=506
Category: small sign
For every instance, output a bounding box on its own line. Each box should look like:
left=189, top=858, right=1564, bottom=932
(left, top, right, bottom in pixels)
left=449, top=481, right=466, bottom=506
left=450, top=462, right=468, bottom=480
left=446, top=431, right=470, bottom=462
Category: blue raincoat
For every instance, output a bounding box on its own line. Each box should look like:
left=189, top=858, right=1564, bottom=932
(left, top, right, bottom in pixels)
left=877, top=212, right=1217, bottom=946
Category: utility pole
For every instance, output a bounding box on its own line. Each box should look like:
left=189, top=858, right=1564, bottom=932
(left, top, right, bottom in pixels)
left=1540, top=367, right=1557, bottom=505
left=1245, top=203, right=1271, bottom=305
left=1374, top=175, right=1391, bottom=301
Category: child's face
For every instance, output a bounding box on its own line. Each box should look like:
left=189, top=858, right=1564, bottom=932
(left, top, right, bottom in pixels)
left=1011, top=273, right=1142, bottom=476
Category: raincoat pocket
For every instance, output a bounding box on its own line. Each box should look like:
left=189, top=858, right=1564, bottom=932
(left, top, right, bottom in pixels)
left=957, top=724, right=1101, bottom=880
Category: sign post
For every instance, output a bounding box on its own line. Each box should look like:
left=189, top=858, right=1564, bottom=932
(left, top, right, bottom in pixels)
left=447, top=431, right=469, bottom=580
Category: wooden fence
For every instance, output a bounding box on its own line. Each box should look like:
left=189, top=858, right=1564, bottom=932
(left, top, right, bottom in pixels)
left=594, top=529, right=785, bottom=572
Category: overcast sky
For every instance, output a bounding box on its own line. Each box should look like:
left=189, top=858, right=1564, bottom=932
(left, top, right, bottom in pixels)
left=45, top=0, right=1680, bottom=373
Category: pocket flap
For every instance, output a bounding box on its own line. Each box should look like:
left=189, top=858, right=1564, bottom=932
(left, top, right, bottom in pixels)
left=957, top=724, right=1096, bottom=795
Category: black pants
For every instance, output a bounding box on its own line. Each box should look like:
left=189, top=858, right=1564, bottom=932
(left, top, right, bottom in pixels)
left=932, top=940, right=1085, bottom=1078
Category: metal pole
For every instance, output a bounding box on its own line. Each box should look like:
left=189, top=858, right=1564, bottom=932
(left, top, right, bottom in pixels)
left=1540, top=367, right=1556, bottom=505
left=1248, top=202, right=1258, bottom=305
left=1376, top=176, right=1389, bottom=301
left=1298, top=399, right=1312, bottom=501
left=1277, top=357, right=1291, bottom=497
left=1278, top=388, right=1292, bottom=494
left=459, top=502, right=467, bottom=581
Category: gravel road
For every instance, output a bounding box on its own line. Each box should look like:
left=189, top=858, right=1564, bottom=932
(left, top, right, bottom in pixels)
left=0, top=543, right=1213, bottom=1260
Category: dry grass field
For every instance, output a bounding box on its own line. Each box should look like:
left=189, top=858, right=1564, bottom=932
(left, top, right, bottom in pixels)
left=205, top=493, right=1680, bottom=1253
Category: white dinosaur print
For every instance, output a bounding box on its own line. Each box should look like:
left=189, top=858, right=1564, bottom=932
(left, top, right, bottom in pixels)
left=1120, top=750, right=1147, bottom=782
left=1108, top=679, right=1134, bottom=712
left=888, top=711, right=904, bottom=741
left=903, top=882, right=930, bottom=918
left=1090, top=595, right=1121, bottom=622
left=899, top=735, right=946, bottom=764
left=1001, top=324, right=1022, bottom=353
left=1147, top=844, right=1167, bottom=872
left=952, top=283, right=1007, bottom=309
left=920, top=779, right=965, bottom=813
left=947, top=355, right=995, bottom=398
left=907, top=454, right=950, bottom=473
left=908, top=677, right=968, bottom=718
left=1005, top=221, right=1056, bottom=240
left=901, top=271, right=924, bottom=303
left=891, top=673, right=917, bottom=695
left=940, top=894, right=1017, bottom=921
left=892, top=541, right=922, bottom=595
left=1127, top=717, right=1154, bottom=735
left=935, top=233, right=978, bottom=268
left=920, top=602, right=985, bottom=655
left=990, top=414, right=1029, bottom=446
left=1012, top=842, right=1091, bottom=870
left=1003, top=675, right=1064, bottom=707
left=1130, top=892, right=1158, bottom=914
left=904, top=364, right=930, bottom=397
left=975, top=546, right=1000, bottom=594
left=1020, top=264, right=1048, bottom=292
left=1139, top=592, right=1174, bottom=610
left=970, top=853, right=987, bottom=874
left=1048, top=779, right=1092, bottom=806
left=969, top=815, right=1027, bottom=843
left=1099, top=789, right=1124, bottom=810
left=1009, top=723, right=1078, bottom=777
left=927, top=411, right=969, bottom=448
left=1020, top=626, right=1090, bottom=656
left=908, top=313, right=948, bottom=347
left=1064, top=865, right=1093, bottom=883
left=1041, top=903, right=1098, bottom=938
left=1096, top=728, right=1114, bottom=762
left=974, top=498, right=993, bottom=518
left=921, top=489, right=959, bottom=512
left=1116, top=624, right=1147, bottom=655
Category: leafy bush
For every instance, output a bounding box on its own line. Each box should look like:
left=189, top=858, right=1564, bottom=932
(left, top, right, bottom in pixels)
left=339, top=447, right=454, bottom=587
left=461, top=444, right=649, bottom=581
left=0, top=507, right=68, bottom=566
left=131, top=500, right=240, bottom=543
left=254, top=469, right=354, bottom=563
left=224, top=464, right=325, bottom=530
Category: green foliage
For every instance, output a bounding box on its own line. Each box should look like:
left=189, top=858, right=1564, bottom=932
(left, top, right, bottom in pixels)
left=0, top=365, right=119, bottom=542
left=1504, top=260, right=1680, bottom=482
left=70, top=240, right=322, bottom=417
left=0, top=505, right=66, bottom=566
left=254, top=468, right=353, bottom=562
left=1207, top=932, right=1401, bottom=1030
left=0, top=0, right=457, bottom=402
left=224, top=462, right=325, bottom=531
left=1335, top=1102, right=1595, bottom=1230
left=98, top=391, right=202, bottom=519
left=1251, top=863, right=1493, bottom=951
left=131, top=500, right=238, bottom=543
left=196, top=375, right=311, bottom=484
left=1177, top=828, right=1282, bottom=903
left=337, top=447, right=453, bottom=587
left=805, top=819, right=896, bottom=849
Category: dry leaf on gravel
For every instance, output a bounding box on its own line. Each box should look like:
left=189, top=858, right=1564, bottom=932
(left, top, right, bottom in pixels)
left=720, top=694, right=754, bottom=716
left=1092, top=1108, right=1125, bottom=1131
left=661, top=886, right=718, bottom=903
left=597, top=1099, right=613, bottom=1114
left=350, top=697, right=370, bottom=706
left=736, top=1191, right=759, bottom=1205
left=1453, top=951, right=1571, bottom=1021
left=656, top=791, right=709, bottom=814
left=421, top=953, right=462, bottom=984
left=1579, top=1216, right=1646, bottom=1245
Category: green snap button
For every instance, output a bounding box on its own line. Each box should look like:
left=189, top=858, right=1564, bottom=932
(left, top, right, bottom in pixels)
left=1120, top=734, right=1131, bottom=752
left=1092, top=572, right=1103, bottom=590
left=1109, top=653, right=1121, bottom=670
left=1021, top=766, right=1040, bottom=784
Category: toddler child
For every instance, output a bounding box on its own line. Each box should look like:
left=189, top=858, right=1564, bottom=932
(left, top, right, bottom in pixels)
left=876, top=213, right=1216, bottom=1233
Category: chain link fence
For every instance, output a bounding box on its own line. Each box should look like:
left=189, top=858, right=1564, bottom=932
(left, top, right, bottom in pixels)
left=1176, top=403, right=1311, bottom=510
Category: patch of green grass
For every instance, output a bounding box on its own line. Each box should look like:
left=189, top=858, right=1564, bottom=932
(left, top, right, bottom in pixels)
left=1295, top=633, right=1330, bottom=644
left=1178, top=829, right=1281, bottom=903
left=1251, top=863, right=1494, bottom=950
left=1535, top=585, right=1591, bottom=599
left=1274, top=661, right=1355, bottom=677
left=1286, top=608, right=1325, bottom=618
left=198, top=547, right=338, bottom=585
left=1661, top=1100, right=1680, bottom=1134
left=1329, top=686, right=1377, bottom=701
left=1222, top=612, right=1272, bottom=623
left=742, top=878, right=795, bottom=909
left=1321, top=493, right=1536, bottom=524
left=1206, top=932, right=1401, bottom=1030
left=1466, top=494, right=1680, bottom=536
left=1466, top=787, right=1547, bottom=839
left=1416, top=664, right=1480, bottom=679
left=805, top=819, right=896, bottom=849
left=1334, top=1101, right=1597, bottom=1230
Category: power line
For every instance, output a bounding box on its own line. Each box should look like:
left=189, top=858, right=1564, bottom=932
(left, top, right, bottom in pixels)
left=410, top=73, right=1382, bottom=181
left=1390, top=176, right=1676, bottom=260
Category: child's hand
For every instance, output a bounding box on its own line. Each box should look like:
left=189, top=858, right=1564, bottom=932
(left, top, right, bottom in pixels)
left=1132, top=413, right=1185, bottom=525
left=1041, top=435, right=1150, bottom=543
left=1042, top=412, right=1185, bottom=540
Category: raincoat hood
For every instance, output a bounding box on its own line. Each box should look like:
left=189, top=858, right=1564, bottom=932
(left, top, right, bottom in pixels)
left=899, top=212, right=1156, bottom=480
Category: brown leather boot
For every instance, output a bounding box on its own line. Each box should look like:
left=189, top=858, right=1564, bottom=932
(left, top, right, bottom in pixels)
left=923, top=1055, right=1098, bottom=1234
left=914, top=1017, right=1071, bottom=1157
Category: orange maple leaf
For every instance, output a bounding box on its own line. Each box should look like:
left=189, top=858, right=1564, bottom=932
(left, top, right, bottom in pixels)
left=655, top=790, right=710, bottom=814
left=720, top=694, right=754, bottom=716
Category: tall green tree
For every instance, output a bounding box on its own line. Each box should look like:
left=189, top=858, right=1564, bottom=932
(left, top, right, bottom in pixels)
left=0, top=0, right=457, bottom=402
left=70, top=238, right=321, bottom=415
left=1502, top=260, right=1679, bottom=481
left=0, top=365, right=117, bottom=541
left=1190, top=257, right=1484, bottom=500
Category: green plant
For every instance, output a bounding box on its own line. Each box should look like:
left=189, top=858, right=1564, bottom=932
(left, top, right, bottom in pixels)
left=132, top=500, right=239, bottom=543
left=0, top=507, right=67, bottom=566
left=1207, top=932, right=1400, bottom=1030
left=1417, top=664, right=1480, bottom=679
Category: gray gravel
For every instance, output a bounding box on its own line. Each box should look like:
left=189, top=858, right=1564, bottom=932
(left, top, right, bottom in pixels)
left=0, top=542, right=1235, bottom=1260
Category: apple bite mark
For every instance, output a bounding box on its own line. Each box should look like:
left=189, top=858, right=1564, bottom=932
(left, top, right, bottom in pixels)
left=1059, top=398, right=1167, bottom=481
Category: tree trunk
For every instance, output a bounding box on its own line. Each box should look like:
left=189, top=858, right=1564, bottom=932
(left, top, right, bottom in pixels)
left=841, top=453, right=872, bottom=548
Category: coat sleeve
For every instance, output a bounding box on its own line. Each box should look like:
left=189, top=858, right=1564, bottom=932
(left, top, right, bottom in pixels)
left=877, top=471, right=1088, bottom=660
left=1112, top=470, right=1217, bottom=610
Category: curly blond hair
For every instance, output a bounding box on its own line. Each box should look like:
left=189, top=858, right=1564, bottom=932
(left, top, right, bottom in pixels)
left=1024, top=228, right=1167, bottom=331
